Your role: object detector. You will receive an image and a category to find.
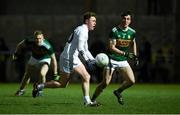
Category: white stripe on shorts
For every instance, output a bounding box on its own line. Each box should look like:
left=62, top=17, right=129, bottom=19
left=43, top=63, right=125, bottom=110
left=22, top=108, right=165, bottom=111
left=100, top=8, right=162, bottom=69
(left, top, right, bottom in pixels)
left=105, top=59, right=130, bottom=70
left=28, top=56, right=51, bottom=66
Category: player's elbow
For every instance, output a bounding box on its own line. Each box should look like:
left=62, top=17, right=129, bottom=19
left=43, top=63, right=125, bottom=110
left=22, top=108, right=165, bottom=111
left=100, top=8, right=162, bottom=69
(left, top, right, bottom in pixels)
left=109, top=45, right=115, bottom=52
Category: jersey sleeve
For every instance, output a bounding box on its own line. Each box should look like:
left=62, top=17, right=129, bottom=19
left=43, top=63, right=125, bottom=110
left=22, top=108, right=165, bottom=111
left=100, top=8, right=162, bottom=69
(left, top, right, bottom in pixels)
left=128, top=27, right=136, bottom=40
left=47, top=46, right=54, bottom=55
left=78, top=31, right=86, bottom=52
left=84, top=41, right=94, bottom=60
left=78, top=31, right=94, bottom=61
left=109, top=27, right=118, bottom=39
left=44, top=39, right=55, bottom=55
left=46, top=39, right=55, bottom=55
left=133, top=32, right=136, bottom=40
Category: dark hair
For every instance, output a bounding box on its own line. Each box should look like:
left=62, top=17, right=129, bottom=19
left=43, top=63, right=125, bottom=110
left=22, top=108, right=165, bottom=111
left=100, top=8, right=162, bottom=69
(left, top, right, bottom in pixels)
left=121, top=10, right=132, bottom=17
left=83, top=12, right=96, bottom=23
left=34, top=30, right=43, bottom=36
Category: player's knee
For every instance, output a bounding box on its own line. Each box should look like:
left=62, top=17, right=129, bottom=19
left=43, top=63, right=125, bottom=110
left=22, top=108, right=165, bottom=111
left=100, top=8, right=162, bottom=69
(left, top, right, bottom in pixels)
left=23, top=73, right=30, bottom=79
left=83, top=74, right=91, bottom=83
left=58, top=79, right=69, bottom=88
left=60, top=83, right=68, bottom=88
left=101, top=82, right=108, bottom=88
left=105, top=80, right=111, bottom=86
left=101, top=78, right=110, bottom=87
left=128, top=79, right=135, bottom=85
left=40, top=72, right=46, bottom=78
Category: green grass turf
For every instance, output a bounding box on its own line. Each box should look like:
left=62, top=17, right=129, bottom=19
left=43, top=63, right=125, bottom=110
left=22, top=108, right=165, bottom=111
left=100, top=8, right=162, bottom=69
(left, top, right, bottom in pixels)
left=0, top=83, right=180, bottom=114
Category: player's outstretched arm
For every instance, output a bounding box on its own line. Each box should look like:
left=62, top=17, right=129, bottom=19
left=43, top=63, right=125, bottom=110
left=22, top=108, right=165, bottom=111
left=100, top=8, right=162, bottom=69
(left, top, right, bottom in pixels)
left=50, top=53, right=58, bottom=76
left=12, top=40, right=26, bottom=60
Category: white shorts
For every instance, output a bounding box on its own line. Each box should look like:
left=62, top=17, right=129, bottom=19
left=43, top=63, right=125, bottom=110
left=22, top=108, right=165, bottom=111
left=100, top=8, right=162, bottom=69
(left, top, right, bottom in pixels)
left=105, top=59, right=130, bottom=70
left=28, top=56, right=51, bottom=66
left=59, top=54, right=82, bottom=73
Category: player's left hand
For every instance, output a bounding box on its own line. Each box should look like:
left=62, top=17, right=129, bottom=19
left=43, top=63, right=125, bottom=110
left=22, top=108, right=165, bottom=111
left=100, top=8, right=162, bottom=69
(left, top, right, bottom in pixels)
left=124, top=52, right=137, bottom=60
left=124, top=52, right=139, bottom=66
left=53, top=74, right=60, bottom=81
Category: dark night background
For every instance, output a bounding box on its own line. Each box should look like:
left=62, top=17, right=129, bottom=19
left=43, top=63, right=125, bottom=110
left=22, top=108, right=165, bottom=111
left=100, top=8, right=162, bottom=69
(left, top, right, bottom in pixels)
left=0, top=0, right=179, bottom=83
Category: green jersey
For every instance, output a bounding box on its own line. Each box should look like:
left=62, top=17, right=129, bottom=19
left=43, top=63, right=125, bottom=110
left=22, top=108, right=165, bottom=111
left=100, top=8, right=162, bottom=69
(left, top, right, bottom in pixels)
left=24, top=37, right=55, bottom=60
left=108, top=26, right=136, bottom=61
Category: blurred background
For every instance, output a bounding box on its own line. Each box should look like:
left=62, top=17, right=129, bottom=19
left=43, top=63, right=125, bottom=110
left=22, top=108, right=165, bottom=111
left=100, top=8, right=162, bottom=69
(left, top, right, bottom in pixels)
left=0, top=0, right=179, bottom=83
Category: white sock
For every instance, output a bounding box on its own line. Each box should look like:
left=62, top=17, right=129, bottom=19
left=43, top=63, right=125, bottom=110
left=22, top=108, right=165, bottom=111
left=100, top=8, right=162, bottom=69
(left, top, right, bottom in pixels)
left=38, top=83, right=45, bottom=90
left=84, top=96, right=91, bottom=104
left=19, top=89, right=24, bottom=92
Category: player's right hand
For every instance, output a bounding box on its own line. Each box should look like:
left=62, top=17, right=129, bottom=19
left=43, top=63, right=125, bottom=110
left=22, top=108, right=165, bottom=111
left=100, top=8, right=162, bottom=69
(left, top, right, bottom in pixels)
left=85, top=59, right=96, bottom=75
left=134, top=56, right=139, bottom=67
left=12, top=52, right=19, bottom=61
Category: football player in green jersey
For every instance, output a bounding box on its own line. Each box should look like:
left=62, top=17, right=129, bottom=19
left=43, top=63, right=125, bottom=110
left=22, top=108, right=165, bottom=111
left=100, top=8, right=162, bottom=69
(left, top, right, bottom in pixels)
left=91, top=11, right=138, bottom=105
left=14, top=30, right=59, bottom=96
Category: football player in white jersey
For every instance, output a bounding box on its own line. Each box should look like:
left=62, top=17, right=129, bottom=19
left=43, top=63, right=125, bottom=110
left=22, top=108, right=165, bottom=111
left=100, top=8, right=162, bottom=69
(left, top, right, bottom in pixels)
left=33, top=12, right=98, bottom=106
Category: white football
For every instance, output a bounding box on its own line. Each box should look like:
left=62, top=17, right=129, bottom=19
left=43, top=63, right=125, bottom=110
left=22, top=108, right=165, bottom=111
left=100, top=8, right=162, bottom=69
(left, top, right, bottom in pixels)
left=95, top=53, right=109, bottom=67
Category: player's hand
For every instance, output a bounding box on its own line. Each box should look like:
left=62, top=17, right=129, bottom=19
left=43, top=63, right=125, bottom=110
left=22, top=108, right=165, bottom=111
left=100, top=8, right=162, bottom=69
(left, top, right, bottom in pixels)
left=53, top=74, right=60, bottom=81
left=12, top=52, right=20, bottom=61
left=134, top=56, right=139, bottom=67
left=85, top=59, right=96, bottom=75
left=124, top=52, right=136, bottom=60
left=124, top=52, right=139, bottom=66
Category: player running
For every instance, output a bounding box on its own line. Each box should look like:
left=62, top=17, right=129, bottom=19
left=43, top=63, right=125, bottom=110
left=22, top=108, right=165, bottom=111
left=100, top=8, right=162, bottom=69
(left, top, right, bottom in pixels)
left=91, top=11, right=138, bottom=105
left=14, top=30, right=59, bottom=96
left=32, top=12, right=98, bottom=106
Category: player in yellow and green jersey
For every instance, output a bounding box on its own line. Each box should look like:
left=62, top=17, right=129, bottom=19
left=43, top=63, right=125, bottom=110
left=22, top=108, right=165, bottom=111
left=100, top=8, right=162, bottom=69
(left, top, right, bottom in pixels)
left=91, top=11, right=138, bottom=105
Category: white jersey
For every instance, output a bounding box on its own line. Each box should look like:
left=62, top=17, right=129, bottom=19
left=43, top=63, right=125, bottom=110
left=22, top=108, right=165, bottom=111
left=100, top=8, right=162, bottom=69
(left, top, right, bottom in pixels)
left=60, top=24, right=94, bottom=73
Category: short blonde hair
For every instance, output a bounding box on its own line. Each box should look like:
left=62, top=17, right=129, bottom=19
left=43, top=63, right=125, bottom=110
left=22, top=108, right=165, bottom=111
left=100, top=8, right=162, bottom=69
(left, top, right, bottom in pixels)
left=34, top=30, right=43, bottom=36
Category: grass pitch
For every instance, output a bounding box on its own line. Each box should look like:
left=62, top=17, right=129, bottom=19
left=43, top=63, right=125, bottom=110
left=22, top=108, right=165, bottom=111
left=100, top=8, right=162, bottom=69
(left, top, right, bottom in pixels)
left=0, top=83, right=180, bottom=114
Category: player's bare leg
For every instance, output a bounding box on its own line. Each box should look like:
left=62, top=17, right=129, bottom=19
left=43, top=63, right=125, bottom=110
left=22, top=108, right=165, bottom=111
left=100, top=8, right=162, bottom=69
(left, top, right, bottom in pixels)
left=73, top=64, right=92, bottom=106
left=32, top=71, right=70, bottom=97
left=36, top=63, right=49, bottom=96
left=117, top=66, right=135, bottom=92
left=38, top=63, right=49, bottom=83
left=43, top=71, right=70, bottom=88
left=91, top=68, right=114, bottom=104
left=113, top=66, right=135, bottom=105
left=15, top=64, right=34, bottom=96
